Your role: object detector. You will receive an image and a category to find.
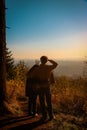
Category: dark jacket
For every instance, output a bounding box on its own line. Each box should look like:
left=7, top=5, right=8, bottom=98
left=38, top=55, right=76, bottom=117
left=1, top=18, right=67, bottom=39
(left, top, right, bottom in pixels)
left=25, top=65, right=39, bottom=97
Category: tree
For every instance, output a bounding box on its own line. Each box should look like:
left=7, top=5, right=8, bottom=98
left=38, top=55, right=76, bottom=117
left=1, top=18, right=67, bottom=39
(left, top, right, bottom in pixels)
left=83, top=56, right=87, bottom=79
left=6, top=48, right=16, bottom=80
left=15, top=60, right=28, bottom=82
left=0, top=0, right=7, bottom=114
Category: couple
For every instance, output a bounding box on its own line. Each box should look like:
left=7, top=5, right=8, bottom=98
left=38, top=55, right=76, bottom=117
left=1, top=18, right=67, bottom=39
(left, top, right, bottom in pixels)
left=26, top=56, right=58, bottom=121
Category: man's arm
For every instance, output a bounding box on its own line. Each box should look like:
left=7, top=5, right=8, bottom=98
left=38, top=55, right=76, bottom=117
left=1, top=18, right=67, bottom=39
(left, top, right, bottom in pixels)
left=48, top=59, right=58, bottom=68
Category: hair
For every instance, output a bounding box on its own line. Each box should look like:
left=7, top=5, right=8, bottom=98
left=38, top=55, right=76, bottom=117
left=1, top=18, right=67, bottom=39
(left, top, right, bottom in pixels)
left=40, top=56, right=48, bottom=64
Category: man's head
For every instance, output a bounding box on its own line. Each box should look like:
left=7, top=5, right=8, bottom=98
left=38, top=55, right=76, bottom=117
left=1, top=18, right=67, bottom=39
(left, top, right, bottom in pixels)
left=40, top=56, right=48, bottom=64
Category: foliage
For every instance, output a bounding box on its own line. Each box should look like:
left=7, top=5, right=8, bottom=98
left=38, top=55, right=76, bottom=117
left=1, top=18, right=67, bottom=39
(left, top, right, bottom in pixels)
left=83, top=56, right=87, bottom=79
left=52, top=76, right=87, bottom=116
left=14, top=60, right=28, bottom=82
left=6, top=48, right=29, bottom=82
left=6, top=48, right=16, bottom=80
left=6, top=80, right=25, bottom=115
left=6, top=75, right=87, bottom=117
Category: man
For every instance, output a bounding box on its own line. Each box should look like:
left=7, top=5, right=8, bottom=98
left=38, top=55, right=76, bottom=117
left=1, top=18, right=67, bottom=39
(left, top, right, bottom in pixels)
left=36, top=56, right=58, bottom=121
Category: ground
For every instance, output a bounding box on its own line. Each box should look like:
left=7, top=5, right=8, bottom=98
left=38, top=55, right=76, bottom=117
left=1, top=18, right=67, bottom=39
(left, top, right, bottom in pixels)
left=0, top=101, right=87, bottom=130
left=0, top=113, right=87, bottom=130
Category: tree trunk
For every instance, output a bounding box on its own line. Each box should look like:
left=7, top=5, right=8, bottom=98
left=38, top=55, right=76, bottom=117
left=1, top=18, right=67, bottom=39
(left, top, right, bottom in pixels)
left=0, top=0, right=7, bottom=114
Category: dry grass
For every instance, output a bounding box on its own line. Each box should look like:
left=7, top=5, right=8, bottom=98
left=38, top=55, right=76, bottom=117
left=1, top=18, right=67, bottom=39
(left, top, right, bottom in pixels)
left=6, top=77, right=87, bottom=117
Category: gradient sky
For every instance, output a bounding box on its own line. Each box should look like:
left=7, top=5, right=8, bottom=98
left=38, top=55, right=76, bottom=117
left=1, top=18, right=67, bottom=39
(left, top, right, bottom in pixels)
left=6, top=0, right=87, bottom=60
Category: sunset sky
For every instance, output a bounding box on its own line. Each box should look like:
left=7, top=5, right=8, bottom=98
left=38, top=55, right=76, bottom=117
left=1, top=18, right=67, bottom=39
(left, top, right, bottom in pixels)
left=6, top=0, right=87, bottom=60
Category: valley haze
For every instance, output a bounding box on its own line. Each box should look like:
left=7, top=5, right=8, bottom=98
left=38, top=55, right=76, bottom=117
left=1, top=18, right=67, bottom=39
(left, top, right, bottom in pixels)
left=15, top=59, right=85, bottom=78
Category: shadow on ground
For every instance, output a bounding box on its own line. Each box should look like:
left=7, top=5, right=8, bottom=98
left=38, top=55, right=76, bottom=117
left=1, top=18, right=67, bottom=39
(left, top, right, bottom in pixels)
left=10, top=120, right=47, bottom=130
left=0, top=113, right=87, bottom=130
left=0, top=114, right=48, bottom=130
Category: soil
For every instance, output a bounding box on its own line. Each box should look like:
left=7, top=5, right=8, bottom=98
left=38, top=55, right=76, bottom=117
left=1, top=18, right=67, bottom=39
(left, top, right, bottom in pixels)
left=0, top=101, right=87, bottom=130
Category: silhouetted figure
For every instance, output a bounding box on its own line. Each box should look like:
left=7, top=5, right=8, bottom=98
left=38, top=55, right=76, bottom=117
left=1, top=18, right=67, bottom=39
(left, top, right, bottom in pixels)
left=35, top=56, right=58, bottom=121
left=26, top=61, right=39, bottom=116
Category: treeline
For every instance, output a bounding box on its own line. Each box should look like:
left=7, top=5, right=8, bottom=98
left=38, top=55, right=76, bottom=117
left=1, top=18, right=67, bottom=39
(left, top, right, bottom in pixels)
left=6, top=48, right=28, bottom=82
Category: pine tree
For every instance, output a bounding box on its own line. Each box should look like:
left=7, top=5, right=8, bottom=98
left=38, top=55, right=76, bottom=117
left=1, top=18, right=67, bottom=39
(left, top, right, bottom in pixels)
left=6, top=48, right=16, bottom=80
left=15, top=60, right=28, bottom=82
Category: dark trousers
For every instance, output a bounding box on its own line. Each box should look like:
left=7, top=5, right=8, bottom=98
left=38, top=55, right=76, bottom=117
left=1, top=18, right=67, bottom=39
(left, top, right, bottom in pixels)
left=39, top=85, right=53, bottom=118
left=28, top=91, right=37, bottom=115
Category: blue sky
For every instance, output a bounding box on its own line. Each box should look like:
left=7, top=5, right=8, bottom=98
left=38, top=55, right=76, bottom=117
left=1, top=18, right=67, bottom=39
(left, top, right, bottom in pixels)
left=6, top=0, right=87, bottom=60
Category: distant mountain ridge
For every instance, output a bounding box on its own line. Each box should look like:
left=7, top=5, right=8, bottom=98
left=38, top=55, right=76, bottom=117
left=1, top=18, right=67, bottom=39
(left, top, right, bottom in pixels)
left=15, top=59, right=84, bottom=78
left=53, top=60, right=84, bottom=78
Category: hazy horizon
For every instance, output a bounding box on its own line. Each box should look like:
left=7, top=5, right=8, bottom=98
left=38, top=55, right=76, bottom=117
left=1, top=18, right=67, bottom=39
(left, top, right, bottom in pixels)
left=14, top=59, right=85, bottom=78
